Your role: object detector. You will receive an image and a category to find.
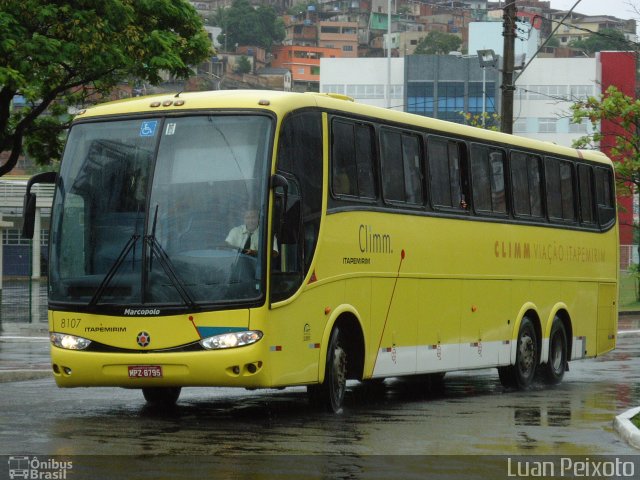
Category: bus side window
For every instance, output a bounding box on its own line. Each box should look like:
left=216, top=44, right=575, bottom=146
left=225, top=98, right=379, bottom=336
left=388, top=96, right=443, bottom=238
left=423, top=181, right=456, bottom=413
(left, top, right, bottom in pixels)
left=595, top=167, right=616, bottom=228
left=511, top=151, right=543, bottom=219
left=271, top=111, right=323, bottom=302
left=380, top=129, right=424, bottom=205
left=470, top=144, right=506, bottom=215
left=331, top=119, right=376, bottom=199
left=545, top=157, right=576, bottom=223
left=427, top=136, right=469, bottom=211
left=577, top=164, right=595, bottom=225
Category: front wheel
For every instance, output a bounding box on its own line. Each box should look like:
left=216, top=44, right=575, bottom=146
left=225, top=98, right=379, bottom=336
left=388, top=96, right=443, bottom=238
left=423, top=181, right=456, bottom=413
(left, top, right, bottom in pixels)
left=142, top=387, right=181, bottom=406
left=499, top=317, right=538, bottom=389
left=542, top=319, right=568, bottom=385
left=308, top=327, right=347, bottom=413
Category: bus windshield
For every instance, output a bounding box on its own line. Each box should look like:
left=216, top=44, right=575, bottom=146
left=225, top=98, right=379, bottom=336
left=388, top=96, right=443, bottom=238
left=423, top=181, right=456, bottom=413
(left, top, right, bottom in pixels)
left=49, top=115, right=273, bottom=308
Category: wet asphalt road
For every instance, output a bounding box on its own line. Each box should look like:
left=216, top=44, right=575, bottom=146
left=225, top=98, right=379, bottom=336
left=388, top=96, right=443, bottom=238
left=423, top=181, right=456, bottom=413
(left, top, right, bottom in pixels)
left=1, top=281, right=639, bottom=478
left=1, top=333, right=639, bottom=466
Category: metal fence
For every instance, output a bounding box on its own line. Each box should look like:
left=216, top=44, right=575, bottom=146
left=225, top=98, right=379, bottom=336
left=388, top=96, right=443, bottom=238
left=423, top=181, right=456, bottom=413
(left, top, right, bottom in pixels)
left=0, top=279, right=48, bottom=336
left=621, top=245, right=639, bottom=271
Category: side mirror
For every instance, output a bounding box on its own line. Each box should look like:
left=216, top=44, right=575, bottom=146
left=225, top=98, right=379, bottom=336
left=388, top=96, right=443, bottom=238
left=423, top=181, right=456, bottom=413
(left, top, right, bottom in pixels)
left=22, top=172, right=57, bottom=239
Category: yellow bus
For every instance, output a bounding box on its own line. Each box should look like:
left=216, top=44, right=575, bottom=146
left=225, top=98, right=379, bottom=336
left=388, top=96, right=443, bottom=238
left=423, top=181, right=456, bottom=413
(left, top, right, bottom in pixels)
left=23, top=90, right=618, bottom=413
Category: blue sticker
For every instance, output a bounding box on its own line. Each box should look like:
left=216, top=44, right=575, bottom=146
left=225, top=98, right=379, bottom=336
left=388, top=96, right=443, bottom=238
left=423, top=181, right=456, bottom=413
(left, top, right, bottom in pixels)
left=140, top=120, right=158, bottom=137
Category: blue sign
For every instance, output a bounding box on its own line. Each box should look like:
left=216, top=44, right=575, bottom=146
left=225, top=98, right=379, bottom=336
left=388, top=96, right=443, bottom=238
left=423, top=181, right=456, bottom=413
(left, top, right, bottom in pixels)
left=140, top=120, right=158, bottom=137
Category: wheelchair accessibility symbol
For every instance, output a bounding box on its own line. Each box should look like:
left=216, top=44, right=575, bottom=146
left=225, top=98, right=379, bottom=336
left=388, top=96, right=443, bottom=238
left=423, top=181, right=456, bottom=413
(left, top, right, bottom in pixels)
left=140, top=120, right=158, bottom=137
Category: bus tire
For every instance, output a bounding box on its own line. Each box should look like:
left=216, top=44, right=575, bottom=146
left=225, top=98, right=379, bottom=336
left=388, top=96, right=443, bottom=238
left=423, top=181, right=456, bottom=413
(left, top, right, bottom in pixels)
left=542, top=318, right=568, bottom=385
left=308, top=326, right=347, bottom=413
left=142, top=387, right=181, bottom=406
left=499, top=317, right=538, bottom=389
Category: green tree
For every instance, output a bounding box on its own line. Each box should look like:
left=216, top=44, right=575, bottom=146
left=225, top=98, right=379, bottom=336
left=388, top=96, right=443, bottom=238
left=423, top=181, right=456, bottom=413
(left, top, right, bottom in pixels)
left=236, top=56, right=252, bottom=74
left=569, top=28, right=629, bottom=55
left=217, top=0, right=285, bottom=51
left=571, top=85, right=640, bottom=196
left=0, top=0, right=212, bottom=176
left=459, top=112, right=501, bottom=131
left=571, top=85, right=640, bottom=293
left=414, top=31, right=462, bottom=55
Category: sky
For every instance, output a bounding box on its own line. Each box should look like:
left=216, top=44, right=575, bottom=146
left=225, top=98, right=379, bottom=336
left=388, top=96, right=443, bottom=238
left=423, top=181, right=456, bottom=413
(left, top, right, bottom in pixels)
left=550, top=0, right=638, bottom=20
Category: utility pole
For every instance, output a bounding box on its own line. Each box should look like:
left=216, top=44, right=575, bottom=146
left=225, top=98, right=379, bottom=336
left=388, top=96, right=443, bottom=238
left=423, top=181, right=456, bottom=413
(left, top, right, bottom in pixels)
left=501, top=0, right=517, bottom=134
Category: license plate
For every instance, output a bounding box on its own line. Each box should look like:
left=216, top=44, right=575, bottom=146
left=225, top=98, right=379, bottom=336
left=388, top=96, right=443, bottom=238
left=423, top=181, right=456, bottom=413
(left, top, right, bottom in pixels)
left=128, top=365, right=163, bottom=378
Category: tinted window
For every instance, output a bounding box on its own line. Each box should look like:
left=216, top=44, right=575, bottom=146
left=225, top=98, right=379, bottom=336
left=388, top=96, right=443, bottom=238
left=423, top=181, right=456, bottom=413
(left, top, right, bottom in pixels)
left=470, top=144, right=506, bottom=214
left=595, top=167, right=614, bottom=208
left=595, top=166, right=616, bottom=228
left=511, top=151, right=543, bottom=218
left=428, top=137, right=468, bottom=210
left=545, top=157, right=575, bottom=222
left=380, top=129, right=423, bottom=205
left=273, top=111, right=323, bottom=301
left=331, top=119, right=376, bottom=199
left=577, top=164, right=595, bottom=224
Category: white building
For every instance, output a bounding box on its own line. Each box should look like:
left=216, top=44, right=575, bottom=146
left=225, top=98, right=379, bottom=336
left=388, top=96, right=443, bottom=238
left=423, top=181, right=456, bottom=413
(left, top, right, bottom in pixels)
left=513, top=57, right=598, bottom=146
left=319, top=57, right=405, bottom=111
left=320, top=55, right=600, bottom=147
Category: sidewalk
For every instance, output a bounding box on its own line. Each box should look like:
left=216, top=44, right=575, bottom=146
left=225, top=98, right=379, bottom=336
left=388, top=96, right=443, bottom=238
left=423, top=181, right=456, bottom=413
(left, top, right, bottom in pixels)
left=0, top=307, right=50, bottom=383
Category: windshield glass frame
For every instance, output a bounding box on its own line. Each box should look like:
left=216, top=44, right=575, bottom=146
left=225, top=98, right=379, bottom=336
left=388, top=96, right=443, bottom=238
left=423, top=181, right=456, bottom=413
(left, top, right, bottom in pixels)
left=48, top=111, right=276, bottom=314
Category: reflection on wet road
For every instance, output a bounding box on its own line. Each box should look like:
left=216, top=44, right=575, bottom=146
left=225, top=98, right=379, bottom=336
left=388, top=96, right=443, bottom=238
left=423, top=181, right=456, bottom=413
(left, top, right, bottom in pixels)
left=1, top=334, right=639, bottom=459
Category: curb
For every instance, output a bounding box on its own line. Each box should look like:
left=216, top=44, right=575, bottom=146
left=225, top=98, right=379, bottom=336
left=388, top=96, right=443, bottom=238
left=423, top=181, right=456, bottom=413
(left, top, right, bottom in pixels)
left=614, top=406, right=640, bottom=450
left=0, top=369, right=51, bottom=383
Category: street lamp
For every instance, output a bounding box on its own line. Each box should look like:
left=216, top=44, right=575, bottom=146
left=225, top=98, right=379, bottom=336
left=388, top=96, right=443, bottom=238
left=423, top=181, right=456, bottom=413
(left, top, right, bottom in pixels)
left=476, top=49, right=497, bottom=128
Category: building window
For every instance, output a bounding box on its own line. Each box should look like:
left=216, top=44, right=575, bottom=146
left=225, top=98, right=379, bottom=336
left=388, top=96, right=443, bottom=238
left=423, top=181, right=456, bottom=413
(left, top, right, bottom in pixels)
left=468, top=82, right=496, bottom=115
left=570, top=85, right=593, bottom=99
left=528, top=85, right=567, bottom=101
left=342, top=45, right=353, bottom=52
left=437, top=82, right=465, bottom=123
left=513, top=118, right=528, bottom=133
left=569, top=118, right=589, bottom=134
left=407, top=82, right=434, bottom=116
left=323, top=84, right=345, bottom=94
left=346, top=84, right=385, bottom=99
left=538, top=118, right=557, bottom=133
left=389, top=84, right=403, bottom=99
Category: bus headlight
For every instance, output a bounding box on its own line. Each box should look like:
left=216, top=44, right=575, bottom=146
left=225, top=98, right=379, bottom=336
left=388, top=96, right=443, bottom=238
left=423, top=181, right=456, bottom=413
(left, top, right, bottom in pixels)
left=199, top=330, right=263, bottom=350
left=50, top=332, right=92, bottom=350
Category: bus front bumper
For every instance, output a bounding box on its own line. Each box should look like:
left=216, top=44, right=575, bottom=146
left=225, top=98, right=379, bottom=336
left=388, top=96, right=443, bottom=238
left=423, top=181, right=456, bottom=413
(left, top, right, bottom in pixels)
left=50, top=344, right=271, bottom=389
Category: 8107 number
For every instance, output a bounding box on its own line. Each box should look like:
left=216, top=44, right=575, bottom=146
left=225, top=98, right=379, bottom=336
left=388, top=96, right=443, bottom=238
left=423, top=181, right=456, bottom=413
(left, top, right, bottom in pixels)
left=60, top=318, right=81, bottom=328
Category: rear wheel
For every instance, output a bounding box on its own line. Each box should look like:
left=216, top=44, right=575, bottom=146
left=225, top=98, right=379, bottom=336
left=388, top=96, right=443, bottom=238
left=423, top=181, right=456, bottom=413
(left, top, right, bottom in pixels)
left=142, top=387, right=181, bottom=406
left=542, top=319, right=568, bottom=385
left=308, top=327, right=347, bottom=413
left=499, top=317, right=538, bottom=389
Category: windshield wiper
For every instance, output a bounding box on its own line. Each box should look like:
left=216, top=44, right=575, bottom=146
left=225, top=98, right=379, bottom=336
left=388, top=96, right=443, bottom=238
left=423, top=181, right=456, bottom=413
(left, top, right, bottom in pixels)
left=145, top=205, right=197, bottom=309
left=89, top=234, right=140, bottom=306
left=145, top=234, right=197, bottom=310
